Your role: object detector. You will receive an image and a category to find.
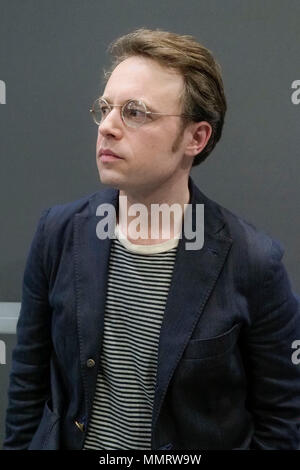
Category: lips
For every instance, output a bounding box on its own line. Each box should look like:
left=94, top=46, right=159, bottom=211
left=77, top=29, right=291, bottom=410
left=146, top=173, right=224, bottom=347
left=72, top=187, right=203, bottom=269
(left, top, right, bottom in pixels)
left=99, top=148, right=123, bottom=160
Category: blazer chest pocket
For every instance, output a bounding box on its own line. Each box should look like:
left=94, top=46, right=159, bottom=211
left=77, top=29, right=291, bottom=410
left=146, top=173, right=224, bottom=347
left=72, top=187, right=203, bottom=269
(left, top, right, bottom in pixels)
left=182, top=322, right=242, bottom=361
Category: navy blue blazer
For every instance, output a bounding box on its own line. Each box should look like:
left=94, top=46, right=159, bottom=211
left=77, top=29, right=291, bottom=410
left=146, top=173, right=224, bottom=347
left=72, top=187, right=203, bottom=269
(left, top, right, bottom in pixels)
left=3, top=176, right=300, bottom=450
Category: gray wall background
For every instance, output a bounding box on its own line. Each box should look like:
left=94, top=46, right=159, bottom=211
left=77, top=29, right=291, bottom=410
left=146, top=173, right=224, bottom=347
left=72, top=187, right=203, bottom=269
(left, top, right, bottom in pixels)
left=0, top=0, right=299, bottom=445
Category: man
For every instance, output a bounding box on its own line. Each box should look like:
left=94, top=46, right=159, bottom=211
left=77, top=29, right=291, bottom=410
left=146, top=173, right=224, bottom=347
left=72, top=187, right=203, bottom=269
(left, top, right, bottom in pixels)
left=3, top=28, right=300, bottom=450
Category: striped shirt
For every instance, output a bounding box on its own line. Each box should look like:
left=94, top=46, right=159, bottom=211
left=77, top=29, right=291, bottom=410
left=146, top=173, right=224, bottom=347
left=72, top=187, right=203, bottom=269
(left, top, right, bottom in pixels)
left=82, top=224, right=179, bottom=450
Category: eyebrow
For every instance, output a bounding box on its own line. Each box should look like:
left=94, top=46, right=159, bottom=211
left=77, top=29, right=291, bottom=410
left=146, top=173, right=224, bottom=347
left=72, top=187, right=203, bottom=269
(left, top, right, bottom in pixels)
left=100, top=95, right=159, bottom=113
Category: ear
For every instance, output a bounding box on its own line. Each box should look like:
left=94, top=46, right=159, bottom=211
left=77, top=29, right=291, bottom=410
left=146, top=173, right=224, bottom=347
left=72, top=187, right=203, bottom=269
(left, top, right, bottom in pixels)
left=184, top=121, right=212, bottom=157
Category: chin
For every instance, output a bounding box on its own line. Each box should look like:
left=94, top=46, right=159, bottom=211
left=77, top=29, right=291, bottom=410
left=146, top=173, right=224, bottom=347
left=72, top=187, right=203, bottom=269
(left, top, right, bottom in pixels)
left=98, top=171, right=125, bottom=190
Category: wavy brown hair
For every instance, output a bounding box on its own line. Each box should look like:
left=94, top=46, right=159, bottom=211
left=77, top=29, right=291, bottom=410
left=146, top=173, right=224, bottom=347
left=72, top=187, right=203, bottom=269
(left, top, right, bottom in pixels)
left=103, top=28, right=227, bottom=166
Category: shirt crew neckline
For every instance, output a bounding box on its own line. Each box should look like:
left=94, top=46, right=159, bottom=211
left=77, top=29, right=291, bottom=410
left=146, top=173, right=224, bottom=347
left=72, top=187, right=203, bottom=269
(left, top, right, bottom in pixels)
left=114, top=223, right=180, bottom=254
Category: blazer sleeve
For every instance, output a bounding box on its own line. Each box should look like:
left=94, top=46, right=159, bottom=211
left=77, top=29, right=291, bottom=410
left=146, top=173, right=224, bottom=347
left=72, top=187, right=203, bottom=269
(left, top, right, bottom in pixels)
left=2, top=208, right=53, bottom=450
left=245, top=238, right=300, bottom=449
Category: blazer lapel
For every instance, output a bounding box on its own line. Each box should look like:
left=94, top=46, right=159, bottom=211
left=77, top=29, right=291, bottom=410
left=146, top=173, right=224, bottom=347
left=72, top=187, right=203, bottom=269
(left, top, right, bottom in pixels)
left=73, top=187, right=118, bottom=410
left=151, top=177, right=233, bottom=435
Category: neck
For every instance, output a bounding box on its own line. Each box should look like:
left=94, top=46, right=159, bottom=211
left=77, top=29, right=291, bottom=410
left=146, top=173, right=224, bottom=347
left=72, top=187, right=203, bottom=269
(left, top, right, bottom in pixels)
left=117, top=177, right=190, bottom=245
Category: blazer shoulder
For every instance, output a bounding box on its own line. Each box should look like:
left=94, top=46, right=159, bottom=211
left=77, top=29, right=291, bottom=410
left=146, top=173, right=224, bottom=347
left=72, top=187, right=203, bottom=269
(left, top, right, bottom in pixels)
left=41, top=187, right=118, bottom=235
left=209, top=196, right=285, bottom=264
left=191, top=180, right=282, bottom=259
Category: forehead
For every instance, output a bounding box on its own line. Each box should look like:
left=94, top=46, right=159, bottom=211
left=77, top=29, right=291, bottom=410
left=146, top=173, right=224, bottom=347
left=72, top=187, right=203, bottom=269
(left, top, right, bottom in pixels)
left=103, top=56, right=184, bottom=110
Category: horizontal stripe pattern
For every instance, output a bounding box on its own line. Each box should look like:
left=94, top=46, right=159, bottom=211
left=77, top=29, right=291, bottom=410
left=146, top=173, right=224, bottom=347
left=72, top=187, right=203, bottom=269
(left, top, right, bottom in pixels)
left=83, top=236, right=177, bottom=450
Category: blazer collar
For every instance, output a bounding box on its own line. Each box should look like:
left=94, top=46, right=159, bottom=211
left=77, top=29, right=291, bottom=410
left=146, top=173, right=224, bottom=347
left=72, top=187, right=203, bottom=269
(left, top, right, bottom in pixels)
left=87, top=175, right=227, bottom=238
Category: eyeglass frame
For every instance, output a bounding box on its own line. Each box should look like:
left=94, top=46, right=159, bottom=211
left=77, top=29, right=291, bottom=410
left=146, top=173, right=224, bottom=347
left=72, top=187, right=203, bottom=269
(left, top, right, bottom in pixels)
left=90, top=97, right=199, bottom=128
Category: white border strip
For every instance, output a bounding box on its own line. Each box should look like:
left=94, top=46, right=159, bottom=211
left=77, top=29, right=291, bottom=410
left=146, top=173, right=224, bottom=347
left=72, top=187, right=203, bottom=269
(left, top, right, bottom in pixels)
left=0, top=303, right=20, bottom=334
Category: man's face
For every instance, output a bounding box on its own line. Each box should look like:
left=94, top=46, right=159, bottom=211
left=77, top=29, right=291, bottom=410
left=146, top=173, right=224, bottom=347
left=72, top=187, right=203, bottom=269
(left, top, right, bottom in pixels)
left=96, top=56, right=192, bottom=197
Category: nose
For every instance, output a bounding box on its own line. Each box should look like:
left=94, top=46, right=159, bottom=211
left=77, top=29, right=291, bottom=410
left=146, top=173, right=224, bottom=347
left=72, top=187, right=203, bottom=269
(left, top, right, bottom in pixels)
left=98, top=107, right=123, bottom=139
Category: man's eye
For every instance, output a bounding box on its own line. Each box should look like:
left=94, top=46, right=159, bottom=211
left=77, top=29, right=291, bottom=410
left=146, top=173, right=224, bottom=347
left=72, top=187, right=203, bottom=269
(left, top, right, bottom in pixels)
left=100, top=106, right=110, bottom=115
left=128, top=108, right=144, bottom=117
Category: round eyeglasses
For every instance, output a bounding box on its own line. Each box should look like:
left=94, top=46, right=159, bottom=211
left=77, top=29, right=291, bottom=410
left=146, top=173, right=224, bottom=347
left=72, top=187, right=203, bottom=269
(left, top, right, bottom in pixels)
left=90, top=97, right=196, bottom=128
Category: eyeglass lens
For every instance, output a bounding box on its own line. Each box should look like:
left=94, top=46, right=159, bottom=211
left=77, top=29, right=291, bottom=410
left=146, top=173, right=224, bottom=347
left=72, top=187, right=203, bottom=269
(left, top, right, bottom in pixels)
left=93, top=99, right=147, bottom=127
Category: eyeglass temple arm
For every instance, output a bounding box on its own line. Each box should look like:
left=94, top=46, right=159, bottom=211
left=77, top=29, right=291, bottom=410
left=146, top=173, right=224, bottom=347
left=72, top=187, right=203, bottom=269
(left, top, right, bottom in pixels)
left=146, top=111, right=195, bottom=118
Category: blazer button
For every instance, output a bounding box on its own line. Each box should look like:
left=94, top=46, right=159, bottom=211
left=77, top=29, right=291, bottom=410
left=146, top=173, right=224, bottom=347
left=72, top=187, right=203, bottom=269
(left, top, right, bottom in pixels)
left=86, top=358, right=95, bottom=368
left=75, top=420, right=85, bottom=432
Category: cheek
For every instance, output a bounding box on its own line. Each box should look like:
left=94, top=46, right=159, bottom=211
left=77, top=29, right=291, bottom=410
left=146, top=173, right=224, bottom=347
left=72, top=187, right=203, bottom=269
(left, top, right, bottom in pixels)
left=139, top=128, right=171, bottom=153
left=130, top=133, right=157, bottom=161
